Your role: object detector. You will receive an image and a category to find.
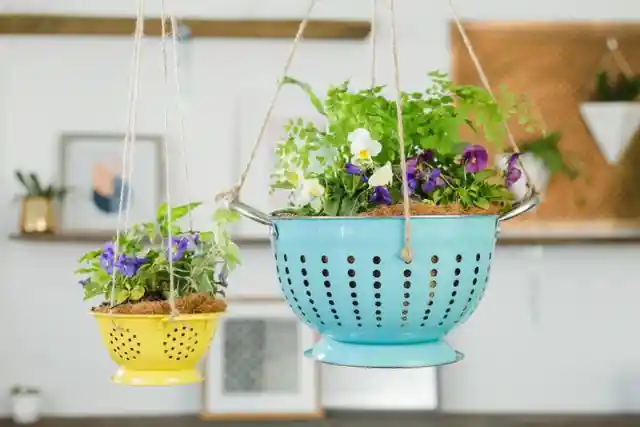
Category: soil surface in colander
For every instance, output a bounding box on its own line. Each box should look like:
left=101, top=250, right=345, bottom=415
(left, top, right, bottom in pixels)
left=359, top=202, right=502, bottom=217
left=273, top=201, right=502, bottom=218
left=92, top=292, right=227, bottom=315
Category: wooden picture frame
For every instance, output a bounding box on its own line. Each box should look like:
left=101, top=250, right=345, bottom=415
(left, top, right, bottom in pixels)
left=58, top=133, right=164, bottom=234
left=202, top=299, right=323, bottom=420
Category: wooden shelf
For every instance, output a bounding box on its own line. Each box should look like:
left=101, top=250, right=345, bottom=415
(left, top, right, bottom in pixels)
left=0, top=15, right=371, bottom=40
left=9, top=232, right=112, bottom=243
left=9, top=232, right=640, bottom=246
left=8, top=232, right=270, bottom=246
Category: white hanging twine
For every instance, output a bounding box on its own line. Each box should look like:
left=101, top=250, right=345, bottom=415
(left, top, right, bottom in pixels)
left=215, top=0, right=318, bottom=204
left=218, top=0, right=538, bottom=264
left=110, top=0, right=145, bottom=312
left=110, top=0, right=193, bottom=319
left=448, top=0, right=535, bottom=190
left=606, top=37, right=634, bottom=79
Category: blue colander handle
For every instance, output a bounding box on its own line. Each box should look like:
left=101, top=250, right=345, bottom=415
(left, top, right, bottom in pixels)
left=498, top=191, right=540, bottom=222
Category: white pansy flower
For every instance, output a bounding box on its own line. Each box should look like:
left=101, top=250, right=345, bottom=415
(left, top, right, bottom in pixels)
left=368, top=162, right=393, bottom=187
left=293, top=178, right=325, bottom=211
left=348, top=128, right=382, bottom=163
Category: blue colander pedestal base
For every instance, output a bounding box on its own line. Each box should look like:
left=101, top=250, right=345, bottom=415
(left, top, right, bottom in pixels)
left=304, top=337, right=464, bottom=368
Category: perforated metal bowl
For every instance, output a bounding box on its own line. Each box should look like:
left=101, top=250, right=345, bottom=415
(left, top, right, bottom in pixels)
left=231, top=195, right=537, bottom=368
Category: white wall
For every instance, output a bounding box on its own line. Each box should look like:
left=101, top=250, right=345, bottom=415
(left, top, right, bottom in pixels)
left=1, top=0, right=639, bottom=417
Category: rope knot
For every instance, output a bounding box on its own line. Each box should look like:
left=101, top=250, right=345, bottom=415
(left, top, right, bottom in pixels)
left=215, top=186, right=240, bottom=205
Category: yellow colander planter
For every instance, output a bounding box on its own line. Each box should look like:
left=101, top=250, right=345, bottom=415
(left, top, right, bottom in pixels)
left=92, top=312, right=223, bottom=386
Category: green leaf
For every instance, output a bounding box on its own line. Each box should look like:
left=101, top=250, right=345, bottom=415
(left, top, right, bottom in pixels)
left=282, top=76, right=326, bottom=116
left=473, top=169, right=497, bottom=182
left=198, top=231, right=214, bottom=242
left=129, top=286, right=145, bottom=301
left=474, top=198, right=490, bottom=209
left=29, top=173, right=44, bottom=195
left=115, top=290, right=130, bottom=304
left=156, top=203, right=168, bottom=220
left=15, top=171, right=33, bottom=194
left=158, top=202, right=202, bottom=224
left=78, top=250, right=102, bottom=263
left=212, top=208, right=241, bottom=225
left=82, top=281, right=104, bottom=301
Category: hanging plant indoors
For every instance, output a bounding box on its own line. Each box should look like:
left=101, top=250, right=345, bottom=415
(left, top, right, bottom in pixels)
left=495, top=132, right=578, bottom=200
left=14, top=170, right=68, bottom=234
left=231, top=72, right=539, bottom=368
left=580, top=70, right=640, bottom=165
left=76, top=204, right=241, bottom=386
left=223, top=0, right=540, bottom=368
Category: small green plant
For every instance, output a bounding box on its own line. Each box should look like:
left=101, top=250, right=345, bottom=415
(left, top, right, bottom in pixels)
left=76, top=203, right=241, bottom=306
left=10, top=386, right=40, bottom=396
left=590, top=71, right=640, bottom=102
left=15, top=171, right=68, bottom=200
left=269, top=71, right=537, bottom=216
left=515, top=132, right=578, bottom=178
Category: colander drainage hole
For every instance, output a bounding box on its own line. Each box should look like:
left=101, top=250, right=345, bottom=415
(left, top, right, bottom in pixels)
left=307, top=261, right=323, bottom=325
left=401, top=272, right=410, bottom=325
left=284, top=253, right=310, bottom=324
left=373, top=276, right=382, bottom=325
left=327, top=291, right=340, bottom=325
left=421, top=309, right=431, bottom=327
left=349, top=280, right=360, bottom=326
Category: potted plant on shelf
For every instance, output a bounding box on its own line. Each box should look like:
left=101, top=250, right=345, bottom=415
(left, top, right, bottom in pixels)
left=10, top=385, right=41, bottom=425
left=76, top=203, right=241, bottom=386
left=495, top=132, right=578, bottom=200
left=229, top=71, right=539, bottom=368
left=580, top=71, right=640, bottom=164
left=15, top=171, right=68, bottom=234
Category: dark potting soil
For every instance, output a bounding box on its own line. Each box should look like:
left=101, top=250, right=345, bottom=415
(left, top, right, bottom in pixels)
left=273, top=201, right=502, bottom=218
left=359, top=201, right=502, bottom=217
left=92, top=292, right=227, bottom=315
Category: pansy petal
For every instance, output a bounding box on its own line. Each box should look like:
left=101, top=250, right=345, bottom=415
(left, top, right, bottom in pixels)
left=368, top=162, right=393, bottom=187
left=367, top=139, right=382, bottom=157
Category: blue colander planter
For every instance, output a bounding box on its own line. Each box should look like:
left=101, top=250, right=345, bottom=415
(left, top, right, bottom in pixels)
left=231, top=196, right=538, bottom=368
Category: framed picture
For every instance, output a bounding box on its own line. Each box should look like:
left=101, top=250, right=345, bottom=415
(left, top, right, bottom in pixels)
left=233, top=97, right=325, bottom=239
left=202, top=299, right=322, bottom=420
left=58, top=133, right=163, bottom=234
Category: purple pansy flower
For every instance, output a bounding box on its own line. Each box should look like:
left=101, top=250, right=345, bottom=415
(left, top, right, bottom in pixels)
left=421, top=168, right=445, bottom=193
left=369, top=186, right=393, bottom=205
left=406, top=157, right=418, bottom=176
left=187, top=232, right=201, bottom=249
left=418, top=149, right=435, bottom=164
left=100, top=242, right=116, bottom=274
left=345, top=163, right=369, bottom=183
left=166, top=236, right=190, bottom=262
left=462, top=144, right=489, bottom=173
left=405, top=150, right=443, bottom=195
left=505, top=153, right=522, bottom=188
left=345, top=163, right=362, bottom=176
left=116, top=254, right=147, bottom=278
